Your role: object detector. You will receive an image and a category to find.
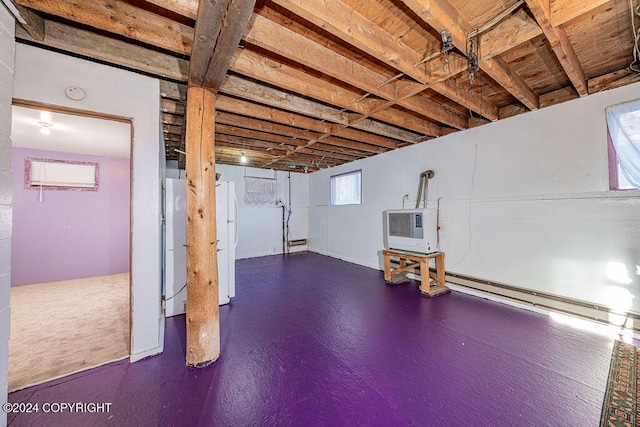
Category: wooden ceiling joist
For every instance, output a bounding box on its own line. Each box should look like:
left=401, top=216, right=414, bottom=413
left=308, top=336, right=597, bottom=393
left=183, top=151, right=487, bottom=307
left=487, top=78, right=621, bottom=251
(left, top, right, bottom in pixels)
left=230, top=47, right=386, bottom=117
left=215, top=94, right=333, bottom=134
left=163, top=114, right=184, bottom=126
left=220, top=74, right=349, bottom=125
left=215, top=111, right=319, bottom=142
left=399, top=0, right=540, bottom=110
left=145, top=0, right=198, bottom=20
left=15, top=0, right=194, bottom=55
left=162, top=99, right=186, bottom=116
left=526, top=0, right=588, bottom=96
left=16, top=20, right=189, bottom=82
left=549, top=0, right=611, bottom=27
left=161, top=81, right=188, bottom=102
left=9, top=0, right=44, bottom=41
left=216, top=123, right=309, bottom=148
left=11, top=0, right=638, bottom=172
left=189, top=0, right=256, bottom=90
left=270, top=0, right=499, bottom=121
left=243, top=13, right=399, bottom=103
left=479, top=9, right=543, bottom=60
left=243, top=13, right=467, bottom=128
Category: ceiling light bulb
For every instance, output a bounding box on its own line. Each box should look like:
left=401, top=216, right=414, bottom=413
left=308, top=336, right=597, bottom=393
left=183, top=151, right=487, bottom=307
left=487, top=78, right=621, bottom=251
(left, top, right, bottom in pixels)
left=240, top=151, right=247, bottom=164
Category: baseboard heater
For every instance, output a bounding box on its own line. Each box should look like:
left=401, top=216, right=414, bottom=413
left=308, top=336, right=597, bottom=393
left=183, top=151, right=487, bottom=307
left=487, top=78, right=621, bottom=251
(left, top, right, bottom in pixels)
left=444, top=271, right=640, bottom=335
left=288, top=239, right=308, bottom=247
left=387, top=258, right=640, bottom=335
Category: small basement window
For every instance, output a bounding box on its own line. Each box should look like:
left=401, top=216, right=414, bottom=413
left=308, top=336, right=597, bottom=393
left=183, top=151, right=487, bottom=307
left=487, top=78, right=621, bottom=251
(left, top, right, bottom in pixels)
left=331, top=170, right=361, bottom=206
left=25, top=158, right=99, bottom=191
left=606, top=101, right=640, bottom=190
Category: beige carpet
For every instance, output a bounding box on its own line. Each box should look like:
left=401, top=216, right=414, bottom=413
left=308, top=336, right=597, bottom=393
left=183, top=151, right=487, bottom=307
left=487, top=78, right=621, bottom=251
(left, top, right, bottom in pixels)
left=8, top=273, right=130, bottom=391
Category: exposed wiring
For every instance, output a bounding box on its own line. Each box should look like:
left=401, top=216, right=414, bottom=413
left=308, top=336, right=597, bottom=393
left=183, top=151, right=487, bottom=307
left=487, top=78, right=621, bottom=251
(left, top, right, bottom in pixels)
left=467, top=1, right=525, bottom=39
left=436, top=197, right=443, bottom=247
left=450, top=144, right=479, bottom=269
left=629, top=0, right=640, bottom=73
left=165, top=283, right=186, bottom=301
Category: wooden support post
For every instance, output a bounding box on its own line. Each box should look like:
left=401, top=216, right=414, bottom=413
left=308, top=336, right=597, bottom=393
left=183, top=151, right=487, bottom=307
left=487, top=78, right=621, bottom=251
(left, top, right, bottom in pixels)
left=185, top=85, right=219, bottom=367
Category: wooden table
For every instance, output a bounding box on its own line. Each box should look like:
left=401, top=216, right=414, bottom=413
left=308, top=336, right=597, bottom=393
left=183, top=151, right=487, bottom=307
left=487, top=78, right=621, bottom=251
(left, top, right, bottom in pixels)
left=382, top=250, right=449, bottom=297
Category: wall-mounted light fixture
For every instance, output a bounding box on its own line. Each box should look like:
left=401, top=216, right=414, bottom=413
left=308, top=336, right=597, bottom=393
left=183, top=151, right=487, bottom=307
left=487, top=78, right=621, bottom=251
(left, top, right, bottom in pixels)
left=37, top=111, right=53, bottom=135
left=240, top=150, right=247, bottom=164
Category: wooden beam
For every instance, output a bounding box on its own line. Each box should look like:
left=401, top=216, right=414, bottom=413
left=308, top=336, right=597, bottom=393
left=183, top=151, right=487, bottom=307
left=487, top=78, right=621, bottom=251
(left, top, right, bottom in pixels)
left=216, top=145, right=279, bottom=160
left=243, top=13, right=399, bottom=102
left=370, top=107, right=443, bottom=136
left=479, top=9, right=543, bottom=60
left=161, top=81, right=188, bottom=102
left=144, top=0, right=198, bottom=20
left=550, top=0, right=611, bottom=27
left=230, top=48, right=381, bottom=116
left=216, top=123, right=308, bottom=147
left=215, top=111, right=318, bottom=142
left=16, top=20, right=189, bottom=82
left=269, top=0, right=499, bottom=121
left=162, top=99, right=186, bottom=115
left=526, top=0, right=588, bottom=96
left=215, top=95, right=333, bottom=134
left=229, top=49, right=422, bottom=141
left=163, top=114, right=184, bottom=126
left=189, top=0, right=256, bottom=90
left=216, top=94, right=409, bottom=151
left=400, top=0, right=540, bottom=110
left=320, top=136, right=388, bottom=154
left=216, top=133, right=296, bottom=152
left=349, top=118, right=420, bottom=143
left=220, top=75, right=348, bottom=124
left=539, top=86, right=578, bottom=108
left=14, top=0, right=194, bottom=55
left=185, top=86, right=219, bottom=367
left=429, top=80, right=499, bottom=122
left=588, top=69, right=640, bottom=94
left=9, top=1, right=44, bottom=41
left=271, top=0, right=429, bottom=84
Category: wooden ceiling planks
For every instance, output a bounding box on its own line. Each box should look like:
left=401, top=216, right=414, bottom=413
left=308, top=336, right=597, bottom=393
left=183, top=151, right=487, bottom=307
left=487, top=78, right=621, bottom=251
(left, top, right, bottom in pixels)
left=10, top=0, right=640, bottom=169
left=564, top=0, right=633, bottom=79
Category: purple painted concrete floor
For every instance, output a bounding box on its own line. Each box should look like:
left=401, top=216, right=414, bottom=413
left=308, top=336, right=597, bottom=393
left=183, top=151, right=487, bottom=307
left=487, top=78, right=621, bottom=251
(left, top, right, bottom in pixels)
left=9, top=252, right=615, bottom=426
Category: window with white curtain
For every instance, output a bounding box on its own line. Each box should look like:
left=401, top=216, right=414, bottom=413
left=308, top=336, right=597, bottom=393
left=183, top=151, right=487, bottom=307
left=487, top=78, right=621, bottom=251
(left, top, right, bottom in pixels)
left=606, top=101, right=640, bottom=190
left=331, top=170, right=361, bottom=206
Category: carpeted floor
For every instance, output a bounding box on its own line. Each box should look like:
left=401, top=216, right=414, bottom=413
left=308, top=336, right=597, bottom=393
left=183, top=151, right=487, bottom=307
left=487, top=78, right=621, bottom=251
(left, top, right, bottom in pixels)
left=600, top=340, right=639, bottom=426
left=8, top=273, right=130, bottom=391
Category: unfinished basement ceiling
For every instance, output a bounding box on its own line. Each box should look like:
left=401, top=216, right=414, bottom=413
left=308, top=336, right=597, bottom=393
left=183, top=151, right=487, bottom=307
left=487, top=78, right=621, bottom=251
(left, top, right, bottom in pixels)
left=9, top=0, right=640, bottom=171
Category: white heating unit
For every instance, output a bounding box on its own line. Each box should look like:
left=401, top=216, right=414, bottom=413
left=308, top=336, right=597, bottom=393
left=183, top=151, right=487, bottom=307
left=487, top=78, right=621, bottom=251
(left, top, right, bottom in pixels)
left=164, top=178, right=238, bottom=316
left=383, top=208, right=438, bottom=254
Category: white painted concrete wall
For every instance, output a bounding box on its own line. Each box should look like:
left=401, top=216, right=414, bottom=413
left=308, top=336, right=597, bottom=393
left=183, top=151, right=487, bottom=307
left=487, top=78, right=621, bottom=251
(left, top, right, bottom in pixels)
left=309, top=82, right=640, bottom=313
left=13, top=44, right=164, bottom=361
left=214, top=164, right=309, bottom=259
left=0, top=5, right=14, bottom=424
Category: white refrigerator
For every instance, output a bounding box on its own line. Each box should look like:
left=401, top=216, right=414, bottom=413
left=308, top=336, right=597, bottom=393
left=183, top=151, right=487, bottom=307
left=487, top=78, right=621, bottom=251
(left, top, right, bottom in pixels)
left=164, top=178, right=238, bottom=317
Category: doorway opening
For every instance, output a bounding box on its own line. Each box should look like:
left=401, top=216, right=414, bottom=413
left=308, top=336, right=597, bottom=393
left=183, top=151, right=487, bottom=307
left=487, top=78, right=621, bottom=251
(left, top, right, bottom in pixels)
left=8, top=101, right=132, bottom=391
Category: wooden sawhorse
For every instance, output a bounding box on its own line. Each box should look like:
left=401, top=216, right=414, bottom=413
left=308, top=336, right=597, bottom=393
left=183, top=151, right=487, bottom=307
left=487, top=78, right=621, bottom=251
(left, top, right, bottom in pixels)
left=383, top=250, right=449, bottom=297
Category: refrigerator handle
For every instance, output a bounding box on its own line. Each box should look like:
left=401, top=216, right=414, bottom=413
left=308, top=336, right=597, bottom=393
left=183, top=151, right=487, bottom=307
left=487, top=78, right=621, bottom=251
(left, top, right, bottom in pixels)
left=233, top=193, right=239, bottom=248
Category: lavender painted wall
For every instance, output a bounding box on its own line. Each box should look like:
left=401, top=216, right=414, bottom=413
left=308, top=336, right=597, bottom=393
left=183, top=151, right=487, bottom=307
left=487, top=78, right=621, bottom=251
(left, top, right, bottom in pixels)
left=11, top=147, right=130, bottom=286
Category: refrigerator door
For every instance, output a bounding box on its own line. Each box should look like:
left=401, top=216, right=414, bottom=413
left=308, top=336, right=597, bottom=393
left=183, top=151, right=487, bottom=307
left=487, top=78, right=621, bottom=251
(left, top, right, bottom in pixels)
left=216, top=182, right=230, bottom=305
left=164, top=178, right=187, bottom=317
left=227, top=181, right=237, bottom=298
left=164, top=179, right=234, bottom=316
